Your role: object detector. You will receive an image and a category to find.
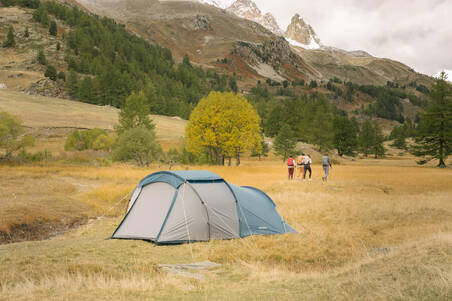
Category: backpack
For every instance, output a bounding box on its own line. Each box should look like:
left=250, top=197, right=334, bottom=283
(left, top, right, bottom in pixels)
left=297, top=155, right=303, bottom=165
left=287, top=157, right=294, bottom=166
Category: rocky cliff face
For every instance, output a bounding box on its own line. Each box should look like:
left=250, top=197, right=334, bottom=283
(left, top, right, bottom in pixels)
left=284, top=13, right=321, bottom=49
left=226, top=0, right=283, bottom=35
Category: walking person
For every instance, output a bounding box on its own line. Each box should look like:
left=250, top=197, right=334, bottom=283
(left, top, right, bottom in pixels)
left=287, top=155, right=295, bottom=180
left=303, top=154, right=312, bottom=181
left=296, top=153, right=304, bottom=179
left=322, top=153, right=332, bottom=182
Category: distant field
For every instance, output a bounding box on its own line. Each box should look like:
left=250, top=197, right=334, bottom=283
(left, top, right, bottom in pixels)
left=0, top=161, right=451, bottom=300
left=0, top=90, right=187, bottom=151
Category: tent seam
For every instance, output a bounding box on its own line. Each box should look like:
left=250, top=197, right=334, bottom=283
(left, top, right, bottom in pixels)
left=185, top=182, right=212, bottom=240
left=155, top=188, right=180, bottom=242
left=223, top=181, right=252, bottom=238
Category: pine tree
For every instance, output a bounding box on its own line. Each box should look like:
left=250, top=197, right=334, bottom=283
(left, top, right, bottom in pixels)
left=229, top=77, right=238, bottom=93
left=333, top=115, right=358, bottom=156
left=273, top=124, right=297, bottom=161
left=413, top=72, right=452, bottom=167
left=390, top=126, right=407, bottom=149
left=3, top=25, right=15, bottom=48
left=37, top=48, right=46, bottom=65
left=310, top=98, right=334, bottom=151
left=309, top=80, right=317, bottom=88
left=66, top=70, right=78, bottom=97
left=391, top=133, right=407, bottom=150
left=57, top=71, right=66, bottom=81
left=44, top=65, right=57, bottom=81
left=78, top=77, right=93, bottom=102
left=371, top=122, right=385, bottom=158
left=49, top=20, right=57, bottom=36
left=182, top=54, right=192, bottom=67
left=358, top=120, right=374, bottom=157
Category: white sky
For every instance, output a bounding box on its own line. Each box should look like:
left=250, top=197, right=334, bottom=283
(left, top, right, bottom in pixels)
left=251, top=0, right=452, bottom=76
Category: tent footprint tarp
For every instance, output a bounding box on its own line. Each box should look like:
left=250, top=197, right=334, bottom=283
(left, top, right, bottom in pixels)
left=112, top=170, right=295, bottom=244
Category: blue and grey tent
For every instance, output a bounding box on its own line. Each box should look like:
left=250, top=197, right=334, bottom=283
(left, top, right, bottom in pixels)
left=112, top=170, right=295, bottom=244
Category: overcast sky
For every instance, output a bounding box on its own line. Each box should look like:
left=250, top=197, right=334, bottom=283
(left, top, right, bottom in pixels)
left=251, top=0, right=452, bottom=76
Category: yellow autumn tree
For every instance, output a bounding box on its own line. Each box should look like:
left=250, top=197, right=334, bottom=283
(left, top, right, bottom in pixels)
left=186, top=91, right=261, bottom=165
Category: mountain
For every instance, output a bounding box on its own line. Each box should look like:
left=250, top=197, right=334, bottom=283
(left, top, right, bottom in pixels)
left=74, top=0, right=317, bottom=83
left=198, top=0, right=235, bottom=9
left=2, top=0, right=435, bottom=93
left=200, top=0, right=320, bottom=50
left=226, top=0, right=283, bottom=35
left=284, top=13, right=321, bottom=50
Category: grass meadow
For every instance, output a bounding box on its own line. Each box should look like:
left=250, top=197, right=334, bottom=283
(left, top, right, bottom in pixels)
left=0, top=90, right=451, bottom=300
left=0, top=160, right=451, bottom=300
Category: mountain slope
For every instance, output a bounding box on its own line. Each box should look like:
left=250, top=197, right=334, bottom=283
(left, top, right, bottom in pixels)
left=1, top=0, right=435, bottom=96
left=74, top=0, right=317, bottom=83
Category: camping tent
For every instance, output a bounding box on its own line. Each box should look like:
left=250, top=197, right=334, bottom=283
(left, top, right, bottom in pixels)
left=112, top=170, right=295, bottom=244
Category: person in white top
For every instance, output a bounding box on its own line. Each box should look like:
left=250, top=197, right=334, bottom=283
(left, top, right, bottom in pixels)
left=303, top=154, right=312, bottom=181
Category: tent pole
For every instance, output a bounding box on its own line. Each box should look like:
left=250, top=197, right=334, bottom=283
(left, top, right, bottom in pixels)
left=186, top=182, right=211, bottom=240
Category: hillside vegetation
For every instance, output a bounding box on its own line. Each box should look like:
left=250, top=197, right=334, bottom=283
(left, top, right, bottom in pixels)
left=0, top=1, right=238, bottom=119
left=0, top=90, right=187, bottom=152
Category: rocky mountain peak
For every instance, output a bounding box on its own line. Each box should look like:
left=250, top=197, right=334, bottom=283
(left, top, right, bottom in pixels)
left=284, top=13, right=321, bottom=49
left=198, top=0, right=283, bottom=35
left=226, top=0, right=283, bottom=35
left=198, top=0, right=235, bottom=9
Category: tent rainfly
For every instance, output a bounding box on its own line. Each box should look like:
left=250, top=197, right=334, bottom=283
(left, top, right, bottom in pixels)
left=111, top=170, right=296, bottom=244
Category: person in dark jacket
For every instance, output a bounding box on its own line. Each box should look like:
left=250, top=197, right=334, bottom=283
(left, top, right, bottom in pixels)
left=322, top=153, right=332, bottom=182
left=303, top=154, right=312, bottom=181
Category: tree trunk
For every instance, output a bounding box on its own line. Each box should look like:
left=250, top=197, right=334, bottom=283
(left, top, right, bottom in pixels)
left=235, top=152, right=240, bottom=166
left=438, top=140, right=446, bottom=168
left=228, top=157, right=232, bottom=166
left=208, top=147, right=214, bottom=164
left=214, top=149, right=222, bottom=165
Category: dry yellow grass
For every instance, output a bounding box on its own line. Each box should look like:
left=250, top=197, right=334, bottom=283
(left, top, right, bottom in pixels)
left=0, top=160, right=451, bottom=300
left=0, top=90, right=187, bottom=152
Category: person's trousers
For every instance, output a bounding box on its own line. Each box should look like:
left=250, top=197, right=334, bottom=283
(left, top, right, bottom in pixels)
left=323, top=165, right=329, bottom=178
left=303, top=166, right=312, bottom=179
left=288, top=167, right=294, bottom=179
